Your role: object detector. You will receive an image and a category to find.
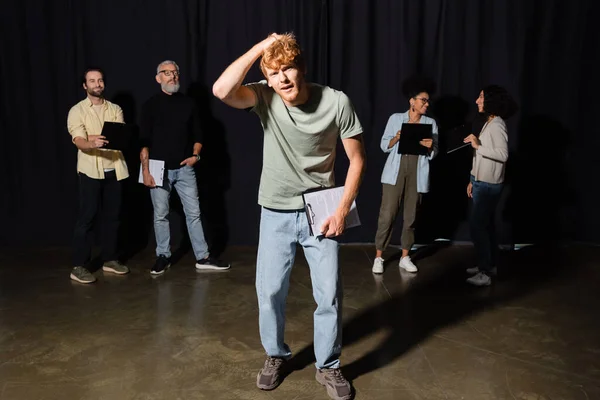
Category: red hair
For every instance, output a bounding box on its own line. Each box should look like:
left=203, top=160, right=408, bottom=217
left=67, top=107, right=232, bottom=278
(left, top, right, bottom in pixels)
left=260, top=33, right=305, bottom=77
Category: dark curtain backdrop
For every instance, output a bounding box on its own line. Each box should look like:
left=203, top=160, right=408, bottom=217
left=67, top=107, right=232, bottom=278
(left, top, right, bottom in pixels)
left=1, top=0, right=598, bottom=252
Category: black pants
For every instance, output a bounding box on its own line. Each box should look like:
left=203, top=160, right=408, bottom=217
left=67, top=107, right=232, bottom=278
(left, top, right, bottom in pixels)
left=72, top=171, right=122, bottom=266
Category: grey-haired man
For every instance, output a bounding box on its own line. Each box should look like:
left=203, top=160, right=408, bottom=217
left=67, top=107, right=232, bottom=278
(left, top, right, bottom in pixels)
left=140, top=60, right=230, bottom=275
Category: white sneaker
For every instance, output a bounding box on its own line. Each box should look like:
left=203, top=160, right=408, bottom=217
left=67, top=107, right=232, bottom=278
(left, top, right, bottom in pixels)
left=466, top=272, right=492, bottom=286
left=399, top=256, right=418, bottom=273
left=372, top=257, right=384, bottom=274
left=466, top=266, right=497, bottom=276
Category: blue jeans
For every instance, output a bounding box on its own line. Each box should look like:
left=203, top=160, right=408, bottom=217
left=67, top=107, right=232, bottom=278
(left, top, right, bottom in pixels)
left=149, top=165, right=209, bottom=260
left=256, top=207, right=342, bottom=369
left=470, top=176, right=503, bottom=273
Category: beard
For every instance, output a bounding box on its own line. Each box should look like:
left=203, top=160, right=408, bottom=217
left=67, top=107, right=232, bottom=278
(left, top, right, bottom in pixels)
left=279, top=87, right=297, bottom=101
left=275, top=74, right=308, bottom=106
left=161, top=81, right=180, bottom=94
left=277, top=83, right=306, bottom=106
left=87, top=87, right=104, bottom=98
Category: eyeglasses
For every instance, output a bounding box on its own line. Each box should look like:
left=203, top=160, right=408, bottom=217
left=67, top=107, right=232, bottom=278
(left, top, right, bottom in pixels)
left=414, top=97, right=430, bottom=104
left=159, top=70, right=180, bottom=77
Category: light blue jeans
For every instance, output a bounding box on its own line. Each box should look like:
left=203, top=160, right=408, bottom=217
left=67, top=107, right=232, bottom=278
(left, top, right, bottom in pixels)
left=256, top=207, right=342, bottom=369
left=149, top=165, right=209, bottom=260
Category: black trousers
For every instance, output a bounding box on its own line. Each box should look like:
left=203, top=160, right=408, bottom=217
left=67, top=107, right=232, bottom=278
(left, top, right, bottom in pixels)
left=72, top=171, right=122, bottom=266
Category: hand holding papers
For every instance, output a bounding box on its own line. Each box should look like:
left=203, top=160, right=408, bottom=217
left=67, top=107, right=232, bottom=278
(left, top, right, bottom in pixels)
left=302, top=187, right=361, bottom=237
left=138, top=160, right=165, bottom=187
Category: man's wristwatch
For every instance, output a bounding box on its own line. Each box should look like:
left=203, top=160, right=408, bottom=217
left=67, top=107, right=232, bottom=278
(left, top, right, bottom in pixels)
left=193, top=154, right=200, bottom=161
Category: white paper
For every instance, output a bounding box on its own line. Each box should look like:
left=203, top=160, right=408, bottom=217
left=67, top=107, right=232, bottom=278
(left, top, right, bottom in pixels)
left=303, top=187, right=361, bottom=236
left=138, top=159, right=165, bottom=187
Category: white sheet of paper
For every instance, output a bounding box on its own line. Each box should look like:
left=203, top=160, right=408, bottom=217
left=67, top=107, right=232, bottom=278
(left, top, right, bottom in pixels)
left=138, top=159, right=165, bottom=187
left=302, top=186, right=361, bottom=236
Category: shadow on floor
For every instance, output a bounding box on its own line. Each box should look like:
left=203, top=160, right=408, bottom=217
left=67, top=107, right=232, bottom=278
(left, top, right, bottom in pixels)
left=287, top=243, right=570, bottom=381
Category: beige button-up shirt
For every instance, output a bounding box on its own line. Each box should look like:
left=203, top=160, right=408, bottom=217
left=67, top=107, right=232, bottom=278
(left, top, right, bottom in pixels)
left=67, top=97, right=129, bottom=180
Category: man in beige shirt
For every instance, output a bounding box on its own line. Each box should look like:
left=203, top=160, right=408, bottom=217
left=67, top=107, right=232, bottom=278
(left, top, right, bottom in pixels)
left=67, top=68, right=130, bottom=283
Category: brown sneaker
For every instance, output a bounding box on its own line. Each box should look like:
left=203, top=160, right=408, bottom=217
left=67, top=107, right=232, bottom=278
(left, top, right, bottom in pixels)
left=70, top=266, right=96, bottom=284
left=316, top=368, right=353, bottom=400
left=102, top=260, right=129, bottom=275
left=256, top=356, right=285, bottom=390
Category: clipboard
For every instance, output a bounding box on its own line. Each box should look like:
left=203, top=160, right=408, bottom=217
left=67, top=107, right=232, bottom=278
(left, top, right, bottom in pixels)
left=301, top=186, right=361, bottom=237
left=447, top=143, right=471, bottom=154
left=101, top=122, right=135, bottom=151
left=445, top=122, right=474, bottom=154
left=138, top=159, right=165, bottom=187
left=397, top=123, right=432, bottom=155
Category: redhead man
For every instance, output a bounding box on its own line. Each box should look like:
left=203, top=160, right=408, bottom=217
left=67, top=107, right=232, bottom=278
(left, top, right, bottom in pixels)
left=213, top=33, right=366, bottom=400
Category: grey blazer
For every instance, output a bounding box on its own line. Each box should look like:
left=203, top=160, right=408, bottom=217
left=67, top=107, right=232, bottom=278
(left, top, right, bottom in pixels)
left=470, top=116, right=509, bottom=184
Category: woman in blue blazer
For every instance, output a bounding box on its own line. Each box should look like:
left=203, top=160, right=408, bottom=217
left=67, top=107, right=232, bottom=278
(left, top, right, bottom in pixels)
left=372, top=78, right=438, bottom=274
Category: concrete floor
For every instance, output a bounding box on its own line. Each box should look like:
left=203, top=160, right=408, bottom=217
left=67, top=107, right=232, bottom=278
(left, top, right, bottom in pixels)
left=0, top=243, right=599, bottom=399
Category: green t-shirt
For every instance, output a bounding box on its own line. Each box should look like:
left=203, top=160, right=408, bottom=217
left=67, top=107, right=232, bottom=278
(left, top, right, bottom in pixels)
left=246, top=81, right=363, bottom=210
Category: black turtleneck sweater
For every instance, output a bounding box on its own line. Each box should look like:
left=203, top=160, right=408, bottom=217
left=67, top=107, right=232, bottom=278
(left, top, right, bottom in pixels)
left=140, top=91, right=203, bottom=169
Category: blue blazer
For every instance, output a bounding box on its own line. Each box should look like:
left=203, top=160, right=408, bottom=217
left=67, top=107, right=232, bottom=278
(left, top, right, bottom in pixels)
left=379, top=112, right=438, bottom=193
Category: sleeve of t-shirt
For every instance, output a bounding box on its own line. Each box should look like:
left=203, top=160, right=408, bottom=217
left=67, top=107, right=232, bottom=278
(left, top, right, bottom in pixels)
left=244, top=81, right=268, bottom=115
left=337, top=92, right=363, bottom=139
left=140, top=99, right=153, bottom=149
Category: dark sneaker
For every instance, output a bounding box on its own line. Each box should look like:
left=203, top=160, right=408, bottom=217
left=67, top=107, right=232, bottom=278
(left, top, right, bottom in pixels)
left=316, top=368, right=353, bottom=400
left=70, top=266, right=96, bottom=284
left=466, top=271, right=492, bottom=286
left=195, top=256, right=230, bottom=271
left=102, top=260, right=130, bottom=275
left=466, top=266, right=497, bottom=276
left=151, top=255, right=171, bottom=276
left=256, top=356, right=285, bottom=390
